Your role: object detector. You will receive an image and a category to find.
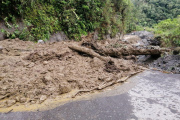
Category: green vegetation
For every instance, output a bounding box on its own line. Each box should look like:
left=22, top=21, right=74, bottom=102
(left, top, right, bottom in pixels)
left=1, top=0, right=179, bottom=47
left=131, top=0, right=180, bottom=47
left=154, top=16, right=180, bottom=46
left=0, top=0, right=135, bottom=41
left=132, top=0, right=180, bottom=27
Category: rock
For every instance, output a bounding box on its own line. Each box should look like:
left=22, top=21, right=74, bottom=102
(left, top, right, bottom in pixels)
left=57, top=73, right=65, bottom=77
left=42, top=73, right=53, bottom=85
left=6, top=100, right=16, bottom=107
left=59, top=84, right=71, bottom=94
left=1, top=86, right=7, bottom=90
left=151, top=55, right=180, bottom=74
left=30, top=101, right=36, bottom=104
left=14, top=51, right=20, bottom=56
left=173, top=47, right=180, bottom=55
left=19, top=98, right=27, bottom=103
left=128, top=31, right=154, bottom=46
left=44, top=73, right=53, bottom=81
left=15, top=38, right=20, bottom=41
left=43, top=61, right=48, bottom=65
left=15, top=97, right=20, bottom=102
left=123, top=35, right=143, bottom=45
left=39, top=95, right=47, bottom=103
left=49, top=32, right=69, bottom=43
left=38, top=40, right=45, bottom=44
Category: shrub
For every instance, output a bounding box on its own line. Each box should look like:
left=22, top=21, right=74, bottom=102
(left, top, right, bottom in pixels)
left=154, top=16, right=180, bottom=46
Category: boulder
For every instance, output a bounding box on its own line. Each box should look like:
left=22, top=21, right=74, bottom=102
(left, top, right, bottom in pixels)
left=49, top=31, right=69, bottom=42
left=128, top=31, right=154, bottom=46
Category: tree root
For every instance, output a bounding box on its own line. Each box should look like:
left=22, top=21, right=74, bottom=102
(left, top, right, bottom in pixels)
left=72, top=71, right=142, bottom=98
left=0, top=93, right=12, bottom=100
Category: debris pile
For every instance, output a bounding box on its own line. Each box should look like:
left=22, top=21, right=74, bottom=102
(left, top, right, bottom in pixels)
left=0, top=38, right=144, bottom=108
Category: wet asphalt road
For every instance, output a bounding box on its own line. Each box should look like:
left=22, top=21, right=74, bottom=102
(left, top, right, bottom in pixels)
left=0, top=70, right=180, bottom=120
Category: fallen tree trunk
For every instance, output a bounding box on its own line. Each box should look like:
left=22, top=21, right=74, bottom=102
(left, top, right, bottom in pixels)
left=69, top=44, right=111, bottom=62
left=69, top=44, right=121, bottom=73
left=81, top=41, right=170, bottom=58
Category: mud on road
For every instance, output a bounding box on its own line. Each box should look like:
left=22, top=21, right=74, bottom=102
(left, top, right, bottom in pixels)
left=0, top=39, right=144, bottom=109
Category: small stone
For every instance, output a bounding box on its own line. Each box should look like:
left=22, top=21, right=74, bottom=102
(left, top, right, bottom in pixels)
left=58, top=73, right=64, bottom=77
left=44, top=73, right=53, bottom=81
left=38, top=40, right=45, bottom=44
left=19, top=98, right=27, bottom=103
left=31, top=101, right=36, bottom=104
left=1, top=86, right=7, bottom=90
left=27, top=63, right=35, bottom=68
left=15, top=97, right=20, bottom=102
left=43, top=61, right=48, bottom=65
left=14, top=52, right=20, bottom=56
left=39, top=95, right=47, bottom=103
left=6, top=100, right=16, bottom=107
left=59, top=85, right=71, bottom=94
left=23, top=62, right=30, bottom=66
left=15, top=38, right=20, bottom=41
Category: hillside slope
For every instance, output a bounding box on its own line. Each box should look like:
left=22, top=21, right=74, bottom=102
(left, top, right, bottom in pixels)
left=132, top=0, right=180, bottom=26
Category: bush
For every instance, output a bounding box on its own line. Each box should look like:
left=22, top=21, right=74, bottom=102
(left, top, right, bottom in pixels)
left=154, top=16, right=180, bottom=46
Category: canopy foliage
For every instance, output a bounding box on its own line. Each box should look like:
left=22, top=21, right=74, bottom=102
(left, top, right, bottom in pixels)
left=154, top=16, right=180, bottom=46
left=132, top=0, right=180, bottom=27
left=0, top=0, right=134, bottom=41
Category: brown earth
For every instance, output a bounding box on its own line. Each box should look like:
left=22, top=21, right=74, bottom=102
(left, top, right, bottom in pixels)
left=0, top=38, right=144, bottom=108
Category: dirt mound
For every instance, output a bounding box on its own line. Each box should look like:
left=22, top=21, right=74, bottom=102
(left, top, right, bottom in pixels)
left=0, top=39, right=143, bottom=108
left=151, top=55, right=180, bottom=74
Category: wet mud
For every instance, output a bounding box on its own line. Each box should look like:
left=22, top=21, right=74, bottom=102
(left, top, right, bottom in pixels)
left=0, top=38, right=143, bottom=109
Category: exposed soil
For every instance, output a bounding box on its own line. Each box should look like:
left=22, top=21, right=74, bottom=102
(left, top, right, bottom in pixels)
left=0, top=38, right=144, bottom=108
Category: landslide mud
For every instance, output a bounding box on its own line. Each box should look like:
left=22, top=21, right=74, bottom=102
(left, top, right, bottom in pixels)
left=0, top=39, right=143, bottom=109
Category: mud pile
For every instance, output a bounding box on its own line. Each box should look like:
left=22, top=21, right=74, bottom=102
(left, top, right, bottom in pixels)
left=0, top=39, right=143, bottom=108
